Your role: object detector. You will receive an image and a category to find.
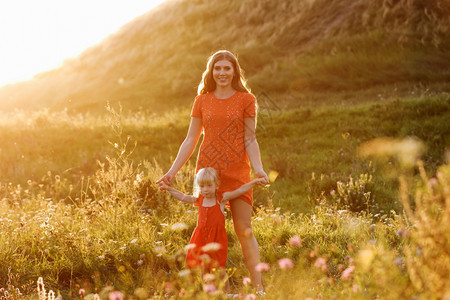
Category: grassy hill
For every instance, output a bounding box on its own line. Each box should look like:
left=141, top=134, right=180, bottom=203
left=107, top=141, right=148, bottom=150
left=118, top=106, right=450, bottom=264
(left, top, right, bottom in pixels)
left=0, top=0, right=449, bottom=112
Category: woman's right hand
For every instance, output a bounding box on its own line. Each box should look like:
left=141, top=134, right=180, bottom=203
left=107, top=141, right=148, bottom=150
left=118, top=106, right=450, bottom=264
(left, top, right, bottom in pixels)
left=156, top=172, right=175, bottom=188
left=158, top=181, right=170, bottom=191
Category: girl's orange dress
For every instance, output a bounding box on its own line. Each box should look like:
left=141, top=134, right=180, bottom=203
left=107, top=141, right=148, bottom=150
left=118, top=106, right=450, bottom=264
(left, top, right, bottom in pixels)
left=191, top=91, right=256, bottom=206
left=186, top=194, right=228, bottom=269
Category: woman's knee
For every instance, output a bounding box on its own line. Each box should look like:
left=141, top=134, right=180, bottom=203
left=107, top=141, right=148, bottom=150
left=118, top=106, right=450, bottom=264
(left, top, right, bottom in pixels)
left=234, top=221, right=253, bottom=239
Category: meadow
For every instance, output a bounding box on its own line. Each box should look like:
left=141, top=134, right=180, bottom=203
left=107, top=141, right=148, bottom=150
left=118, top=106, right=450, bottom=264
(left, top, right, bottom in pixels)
left=0, top=0, right=449, bottom=298
left=0, top=85, right=449, bottom=299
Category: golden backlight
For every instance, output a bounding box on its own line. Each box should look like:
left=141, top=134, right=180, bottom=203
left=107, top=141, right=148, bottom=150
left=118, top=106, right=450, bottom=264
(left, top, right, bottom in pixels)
left=0, top=0, right=166, bottom=88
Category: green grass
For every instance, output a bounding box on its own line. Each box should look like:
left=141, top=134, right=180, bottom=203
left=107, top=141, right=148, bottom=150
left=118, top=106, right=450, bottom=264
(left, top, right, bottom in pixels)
left=2, top=146, right=449, bottom=299
left=1, top=89, right=448, bottom=215
left=0, top=86, right=448, bottom=298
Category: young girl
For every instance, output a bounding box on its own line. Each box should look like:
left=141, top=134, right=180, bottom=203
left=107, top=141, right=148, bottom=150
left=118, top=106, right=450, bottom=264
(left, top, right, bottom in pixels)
left=159, top=167, right=265, bottom=272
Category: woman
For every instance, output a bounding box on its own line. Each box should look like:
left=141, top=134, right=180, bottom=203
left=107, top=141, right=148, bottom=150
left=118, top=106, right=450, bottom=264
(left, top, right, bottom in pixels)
left=156, top=50, right=269, bottom=292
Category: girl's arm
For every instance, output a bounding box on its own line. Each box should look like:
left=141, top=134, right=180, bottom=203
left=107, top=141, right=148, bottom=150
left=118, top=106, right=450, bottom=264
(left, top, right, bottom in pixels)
left=244, top=117, right=269, bottom=183
left=160, top=182, right=196, bottom=203
left=222, top=178, right=266, bottom=204
left=156, top=117, right=203, bottom=185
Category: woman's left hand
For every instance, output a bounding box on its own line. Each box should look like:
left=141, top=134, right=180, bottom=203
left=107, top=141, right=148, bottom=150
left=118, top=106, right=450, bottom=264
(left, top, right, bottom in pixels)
left=254, top=169, right=269, bottom=184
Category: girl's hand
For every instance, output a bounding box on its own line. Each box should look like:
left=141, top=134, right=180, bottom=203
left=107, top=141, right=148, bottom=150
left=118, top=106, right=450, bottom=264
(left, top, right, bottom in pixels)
left=254, top=169, right=269, bottom=185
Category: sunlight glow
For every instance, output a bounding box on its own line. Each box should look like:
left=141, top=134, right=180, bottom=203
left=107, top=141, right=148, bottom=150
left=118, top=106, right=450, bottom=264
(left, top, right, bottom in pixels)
left=0, top=0, right=166, bottom=88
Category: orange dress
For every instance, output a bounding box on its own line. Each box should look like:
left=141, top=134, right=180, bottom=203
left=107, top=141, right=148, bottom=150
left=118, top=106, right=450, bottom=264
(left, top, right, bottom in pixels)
left=191, top=91, right=256, bottom=206
left=186, top=194, right=228, bottom=269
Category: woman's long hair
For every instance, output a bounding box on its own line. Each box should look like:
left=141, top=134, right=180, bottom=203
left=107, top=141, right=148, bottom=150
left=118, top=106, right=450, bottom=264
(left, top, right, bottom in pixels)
left=197, top=50, right=251, bottom=95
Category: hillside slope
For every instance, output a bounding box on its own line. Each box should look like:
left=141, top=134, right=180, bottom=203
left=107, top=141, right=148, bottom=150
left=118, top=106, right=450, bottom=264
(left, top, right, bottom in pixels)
left=0, top=0, right=449, bottom=112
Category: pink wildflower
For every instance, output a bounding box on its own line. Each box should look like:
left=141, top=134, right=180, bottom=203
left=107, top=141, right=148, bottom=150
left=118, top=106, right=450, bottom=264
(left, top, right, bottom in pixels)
left=352, top=284, right=359, bottom=293
left=109, top=291, right=124, bottom=300
left=243, top=277, right=251, bottom=286
left=341, top=266, right=355, bottom=280
left=314, top=257, right=327, bottom=272
left=255, top=262, right=270, bottom=272
left=79, top=289, right=85, bottom=297
left=278, top=258, right=294, bottom=270
left=289, top=235, right=302, bottom=247
left=164, top=282, right=173, bottom=293
left=203, top=284, right=217, bottom=293
left=245, top=294, right=256, bottom=300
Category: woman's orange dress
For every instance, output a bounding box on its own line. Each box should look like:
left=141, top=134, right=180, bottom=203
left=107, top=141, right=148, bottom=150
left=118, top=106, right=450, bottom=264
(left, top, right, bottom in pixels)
left=191, top=91, right=256, bottom=206
left=186, top=194, right=228, bottom=269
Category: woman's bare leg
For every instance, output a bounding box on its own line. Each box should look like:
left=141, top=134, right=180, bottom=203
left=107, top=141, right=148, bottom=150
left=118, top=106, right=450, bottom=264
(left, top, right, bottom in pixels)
left=230, top=199, right=263, bottom=291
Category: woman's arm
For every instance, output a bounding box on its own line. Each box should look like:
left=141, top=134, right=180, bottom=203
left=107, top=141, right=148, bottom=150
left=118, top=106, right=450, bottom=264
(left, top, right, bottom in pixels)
left=244, top=117, right=269, bottom=183
left=156, top=117, right=203, bottom=185
left=159, top=182, right=196, bottom=203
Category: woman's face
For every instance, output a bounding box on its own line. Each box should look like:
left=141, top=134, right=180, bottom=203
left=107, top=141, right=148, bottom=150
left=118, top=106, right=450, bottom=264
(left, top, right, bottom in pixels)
left=212, top=59, right=234, bottom=89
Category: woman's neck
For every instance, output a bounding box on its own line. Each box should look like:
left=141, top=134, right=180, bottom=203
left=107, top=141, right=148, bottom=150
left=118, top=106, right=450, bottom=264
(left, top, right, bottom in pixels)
left=214, top=86, right=236, bottom=99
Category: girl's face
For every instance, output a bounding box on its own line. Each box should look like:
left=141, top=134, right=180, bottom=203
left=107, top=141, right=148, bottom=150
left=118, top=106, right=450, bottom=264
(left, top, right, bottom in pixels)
left=199, top=181, right=217, bottom=199
left=213, top=59, right=234, bottom=89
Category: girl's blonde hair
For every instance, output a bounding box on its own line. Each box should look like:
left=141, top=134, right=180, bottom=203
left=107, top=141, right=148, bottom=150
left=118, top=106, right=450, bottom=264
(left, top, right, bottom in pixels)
left=197, top=50, right=251, bottom=95
left=196, top=167, right=220, bottom=186
left=193, top=167, right=220, bottom=197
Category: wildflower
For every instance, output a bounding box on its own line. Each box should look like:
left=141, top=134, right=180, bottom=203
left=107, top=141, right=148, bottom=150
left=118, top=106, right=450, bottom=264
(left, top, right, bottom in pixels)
left=201, top=242, right=221, bottom=252
left=289, top=235, right=302, bottom=247
left=154, top=245, right=166, bottom=254
left=255, top=262, right=270, bottom=272
left=185, top=243, right=196, bottom=251
left=278, top=258, right=294, bottom=270
left=352, top=284, right=359, bottom=293
left=203, top=284, right=217, bottom=293
left=171, top=222, right=188, bottom=231
left=314, top=257, right=327, bottom=272
left=394, top=257, right=404, bottom=266
left=48, top=290, right=55, bottom=300
left=358, top=249, right=375, bottom=270
left=243, top=277, right=251, bottom=286
left=118, top=265, right=126, bottom=272
left=272, top=215, right=282, bottom=225
left=428, top=177, right=438, bottom=189
left=37, top=277, right=46, bottom=300
left=178, top=288, right=186, bottom=297
left=396, top=230, right=405, bottom=236
left=79, top=289, right=85, bottom=297
left=178, top=269, right=191, bottom=278
left=341, top=266, right=355, bottom=280
left=164, top=282, right=173, bottom=293
left=203, top=273, right=215, bottom=282
left=109, top=291, right=124, bottom=300
left=199, top=254, right=211, bottom=263
left=134, top=287, right=148, bottom=299
left=245, top=294, right=256, bottom=300
left=137, top=259, right=144, bottom=266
